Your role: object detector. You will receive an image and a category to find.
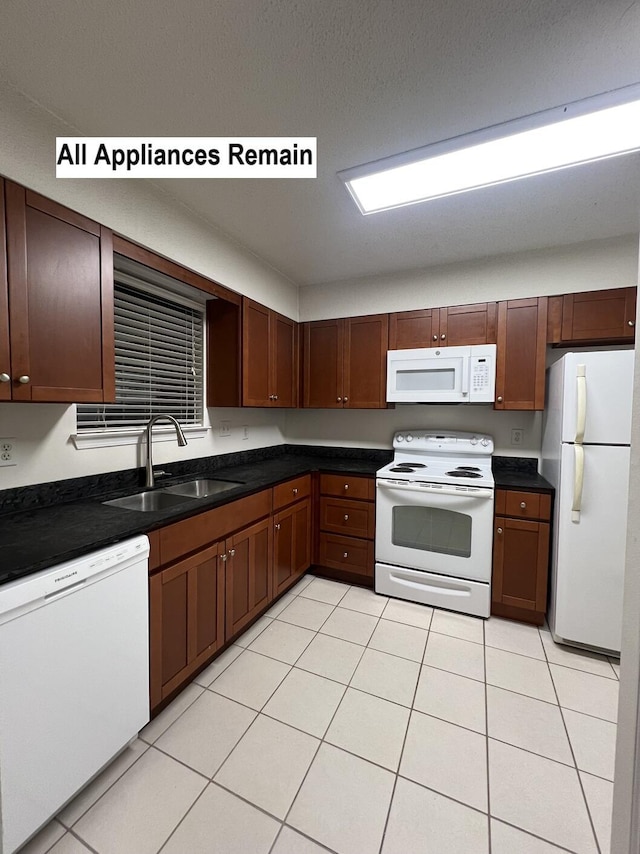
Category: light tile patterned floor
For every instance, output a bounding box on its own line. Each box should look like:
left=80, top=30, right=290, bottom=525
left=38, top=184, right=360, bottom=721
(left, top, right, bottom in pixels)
left=23, top=575, right=618, bottom=854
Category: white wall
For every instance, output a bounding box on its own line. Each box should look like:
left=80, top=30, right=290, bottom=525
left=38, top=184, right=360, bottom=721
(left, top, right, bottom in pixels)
left=0, top=84, right=299, bottom=319
left=285, top=406, right=541, bottom=459
left=299, top=234, right=638, bottom=321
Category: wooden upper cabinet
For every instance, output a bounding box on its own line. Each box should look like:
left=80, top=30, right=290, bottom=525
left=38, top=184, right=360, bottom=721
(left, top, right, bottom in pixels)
left=303, top=314, right=388, bottom=408
left=547, top=288, right=637, bottom=344
left=495, top=297, right=547, bottom=411
left=388, top=303, right=497, bottom=349
left=4, top=181, right=114, bottom=403
left=303, top=318, right=344, bottom=408
left=242, top=298, right=296, bottom=407
left=388, top=309, right=437, bottom=349
left=0, top=180, right=10, bottom=402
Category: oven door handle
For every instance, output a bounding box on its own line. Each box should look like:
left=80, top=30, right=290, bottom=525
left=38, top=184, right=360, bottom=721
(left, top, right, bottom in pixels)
left=376, top=481, right=493, bottom=499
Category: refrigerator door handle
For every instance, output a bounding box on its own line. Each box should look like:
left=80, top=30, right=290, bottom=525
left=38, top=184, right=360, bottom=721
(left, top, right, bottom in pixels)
left=575, top=364, right=587, bottom=444
left=572, top=444, right=585, bottom=522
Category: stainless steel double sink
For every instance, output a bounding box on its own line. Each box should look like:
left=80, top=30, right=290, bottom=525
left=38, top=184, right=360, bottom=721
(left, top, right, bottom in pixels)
left=103, top=478, right=243, bottom=512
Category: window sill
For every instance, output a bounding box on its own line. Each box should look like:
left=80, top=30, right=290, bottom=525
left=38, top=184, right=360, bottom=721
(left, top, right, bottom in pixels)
left=71, top=426, right=210, bottom=450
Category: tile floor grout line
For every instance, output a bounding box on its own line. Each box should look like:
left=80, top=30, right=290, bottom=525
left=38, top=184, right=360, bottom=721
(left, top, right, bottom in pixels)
left=483, top=617, right=492, bottom=854
left=377, top=624, right=428, bottom=854
left=491, top=817, right=583, bottom=854
left=63, top=827, right=101, bottom=854
left=154, top=776, right=211, bottom=854
left=544, top=634, right=604, bottom=854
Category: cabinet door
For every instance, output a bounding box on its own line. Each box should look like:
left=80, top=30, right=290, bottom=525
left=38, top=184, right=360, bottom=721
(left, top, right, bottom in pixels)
left=439, top=303, right=497, bottom=346
left=225, top=517, right=273, bottom=639
left=149, top=542, right=224, bottom=710
left=0, top=180, right=10, bottom=401
left=495, top=297, right=547, bottom=410
left=271, top=311, right=297, bottom=407
left=343, top=314, right=389, bottom=408
left=303, top=319, right=344, bottom=407
left=388, top=309, right=438, bottom=349
left=273, top=498, right=311, bottom=597
left=561, top=288, right=636, bottom=343
left=492, top=517, right=549, bottom=613
left=5, top=182, right=114, bottom=403
left=242, top=298, right=271, bottom=406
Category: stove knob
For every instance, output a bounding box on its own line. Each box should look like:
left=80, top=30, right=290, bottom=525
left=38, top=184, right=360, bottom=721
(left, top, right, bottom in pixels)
left=405, top=434, right=413, bottom=442
left=470, top=435, right=478, bottom=445
left=481, top=437, right=489, bottom=447
left=396, top=435, right=404, bottom=442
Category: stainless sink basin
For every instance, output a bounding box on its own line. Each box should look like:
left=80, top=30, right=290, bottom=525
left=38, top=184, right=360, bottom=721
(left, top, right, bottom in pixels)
left=162, top=478, right=243, bottom=498
left=103, top=490, right=196, bottom=512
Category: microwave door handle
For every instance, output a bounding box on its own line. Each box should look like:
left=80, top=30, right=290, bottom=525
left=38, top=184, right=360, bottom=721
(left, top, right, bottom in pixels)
left=461, top=357, right=470, bottom=398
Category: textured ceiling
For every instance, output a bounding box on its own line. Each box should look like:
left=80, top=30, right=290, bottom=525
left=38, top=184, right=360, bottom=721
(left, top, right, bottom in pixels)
left=0, top=0, right=639, bottom=286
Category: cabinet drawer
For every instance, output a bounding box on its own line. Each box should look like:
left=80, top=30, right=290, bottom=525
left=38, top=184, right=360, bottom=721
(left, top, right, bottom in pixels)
left=320, top=474, right=374, bottom=501
left=273, top=475, right=311, bottom=511
left=319, top=533, right=374, bottom=578
left=496, top=490, right=551, bottom=521
left=319, top=497, right=375, bottom=539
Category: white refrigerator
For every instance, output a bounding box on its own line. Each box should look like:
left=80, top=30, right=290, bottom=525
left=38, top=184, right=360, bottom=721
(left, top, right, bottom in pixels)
left=541, top=349, right=634, bottom=653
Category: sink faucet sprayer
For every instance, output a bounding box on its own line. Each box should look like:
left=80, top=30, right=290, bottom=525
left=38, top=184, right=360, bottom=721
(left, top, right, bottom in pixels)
left=144, top=415, right=188, bottom=489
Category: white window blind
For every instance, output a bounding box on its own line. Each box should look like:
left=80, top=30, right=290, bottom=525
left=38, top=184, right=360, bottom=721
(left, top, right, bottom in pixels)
left=77, top=281, right=204, bottom=431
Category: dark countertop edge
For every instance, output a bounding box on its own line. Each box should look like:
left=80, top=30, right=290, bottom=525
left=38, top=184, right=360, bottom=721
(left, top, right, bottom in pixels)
left=0, top=449, right=392, bottom=583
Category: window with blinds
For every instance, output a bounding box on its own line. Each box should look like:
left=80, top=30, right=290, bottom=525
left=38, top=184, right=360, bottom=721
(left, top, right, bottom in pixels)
left=77, top=281, right=204, bottom=431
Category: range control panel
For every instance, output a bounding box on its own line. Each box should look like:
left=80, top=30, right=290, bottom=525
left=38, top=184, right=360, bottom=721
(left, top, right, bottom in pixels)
left=392, top=430, right=494, bottom=455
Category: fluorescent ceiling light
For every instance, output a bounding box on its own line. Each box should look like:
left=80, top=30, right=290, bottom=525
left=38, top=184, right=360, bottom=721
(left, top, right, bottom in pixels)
left=339, top=85, right=640, bottom=214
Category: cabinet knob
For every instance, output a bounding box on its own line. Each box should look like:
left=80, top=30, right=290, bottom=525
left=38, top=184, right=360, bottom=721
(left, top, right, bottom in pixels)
left=275, top=523, right=281, bottom=531
left=628, top=320, right=635, bottom=327
left=293, top=488, right=298, bottom=495
left=274, top=394, right=279, bottom=400
left=220, top=553, right=227, bottom=562
left=268, top=394, right=273, bottom=400
left=343, top=552, right=348, bottom=558
left=344, top=484, right=349, bottom=491
left=432, top=335, right=438, bottom=341
left=441, top=333, right=446, bottom=340
left=344, top=514, right=349, bottom=521
left=497, top=527, right=503, bottom=534
left=520, top=501, right=527, bottom=509
left=496, top=396, right=503, bottom=403
left=229, top=548, right=236, bottom=557
left=337, top=397, right=342, bottom=402
left=0, top=373, right=9, bottom=383
left=18, top=375, right=30, bottom=384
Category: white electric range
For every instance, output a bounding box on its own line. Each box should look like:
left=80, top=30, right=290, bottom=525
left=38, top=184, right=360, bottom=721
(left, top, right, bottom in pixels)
left=375, top=430, right=495, bottom=618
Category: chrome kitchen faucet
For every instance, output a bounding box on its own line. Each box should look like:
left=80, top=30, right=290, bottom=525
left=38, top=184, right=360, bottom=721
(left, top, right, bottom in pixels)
left=144, top=415, right=188, bottom=488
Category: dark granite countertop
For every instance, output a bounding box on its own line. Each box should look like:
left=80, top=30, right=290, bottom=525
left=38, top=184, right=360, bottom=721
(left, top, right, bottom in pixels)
left=0, top=446, right=391, bottom=584
left=492, top=456, right=554, bottom=492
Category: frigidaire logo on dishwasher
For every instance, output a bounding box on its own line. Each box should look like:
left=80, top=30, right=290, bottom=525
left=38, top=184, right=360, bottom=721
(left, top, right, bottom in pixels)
left=54, top=571, right=78, bottom=583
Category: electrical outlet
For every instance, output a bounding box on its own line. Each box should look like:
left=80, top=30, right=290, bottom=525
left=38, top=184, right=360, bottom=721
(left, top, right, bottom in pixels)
left=242, top=425, right=249, bottom=440
left=219, top=421, right=231, bottom=438
left=511, top=428, right=524, bottom=446
left=0, top=439, right=16, bottom=467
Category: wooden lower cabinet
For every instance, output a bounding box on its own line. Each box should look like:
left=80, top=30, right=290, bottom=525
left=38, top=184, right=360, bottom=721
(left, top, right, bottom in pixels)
left=149, top=542, right=225, bottom=710
left=273, top=498, right=312, bottom=598
left=225, top=516, right=273, bottom=639
left=491, top=489, right=552, bottom=625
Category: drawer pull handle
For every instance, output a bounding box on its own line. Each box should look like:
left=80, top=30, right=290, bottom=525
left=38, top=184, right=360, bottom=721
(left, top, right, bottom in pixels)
left=520, top=502, right=527, bottom=509
left=293, top=488, right=298, bottom=495
left=343, top=552, right=348, bottom=558
left=344, top=514, right=349, bottom=521
left=497, top=527, right=503, bottom=534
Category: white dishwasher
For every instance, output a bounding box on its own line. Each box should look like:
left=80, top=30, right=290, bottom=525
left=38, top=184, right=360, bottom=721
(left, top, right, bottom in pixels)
left=0, top=535, right=150, bottom=854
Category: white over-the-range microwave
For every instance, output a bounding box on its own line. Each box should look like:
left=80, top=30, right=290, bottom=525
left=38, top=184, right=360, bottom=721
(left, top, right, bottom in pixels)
left=386, top=344, right=497, bottom=404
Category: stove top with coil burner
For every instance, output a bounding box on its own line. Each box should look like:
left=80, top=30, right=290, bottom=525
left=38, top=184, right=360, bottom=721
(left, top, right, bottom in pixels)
left=377, top=430, right=495, bottom=489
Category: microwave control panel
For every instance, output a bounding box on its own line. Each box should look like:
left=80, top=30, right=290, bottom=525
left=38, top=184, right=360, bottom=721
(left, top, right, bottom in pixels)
left=470, top=352, right=496, bottom=402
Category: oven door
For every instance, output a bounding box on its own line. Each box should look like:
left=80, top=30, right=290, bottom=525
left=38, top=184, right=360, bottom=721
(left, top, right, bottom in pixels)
left=375, top=479, right=494, bottom=582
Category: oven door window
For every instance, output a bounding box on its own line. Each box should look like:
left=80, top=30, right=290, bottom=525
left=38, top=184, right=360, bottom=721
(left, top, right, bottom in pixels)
left=391, top=505, right=472, bottom=558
